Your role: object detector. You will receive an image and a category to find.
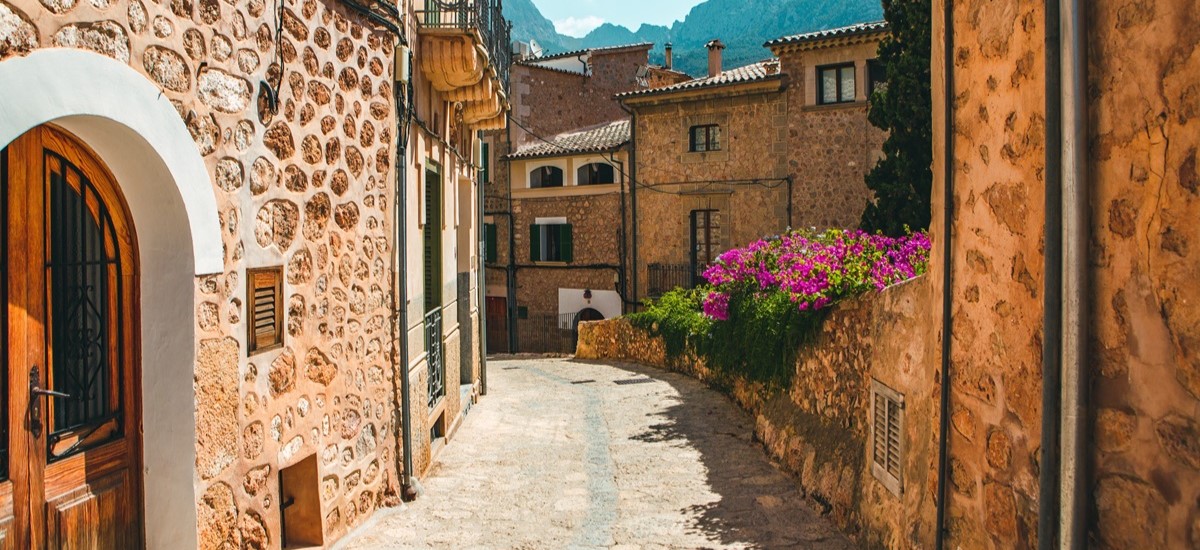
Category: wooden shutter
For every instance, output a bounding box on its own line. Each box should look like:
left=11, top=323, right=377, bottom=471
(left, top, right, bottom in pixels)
left=481, top=143, right=490, bottom=183
left=559, top=224, right=573, bottom=263
left=485, top=223, right=497, bottom=263
left=871, top=380, right=904, bottom=495
left=529, top=224, right=541, bottom=262
left=248, top=266, right=284, bottom=354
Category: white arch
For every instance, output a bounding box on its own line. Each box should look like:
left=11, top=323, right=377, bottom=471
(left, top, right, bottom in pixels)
left=0, top=48, right=222, bottom=274
left=0, top=49, right=221, bottom=549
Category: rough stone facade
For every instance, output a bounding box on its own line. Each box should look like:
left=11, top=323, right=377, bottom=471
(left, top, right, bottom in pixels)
left=577, top=278, right=937, bottom=549
left=624, top=34, right=886, bottom=302
left=0, top=0, right=493, bottom=547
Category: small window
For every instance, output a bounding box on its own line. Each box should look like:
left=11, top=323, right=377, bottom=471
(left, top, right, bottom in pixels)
left=871, top=380, right=904, bottom=496
left=484, top=223, right=498, bottom=263
left=247, top=266, right=284, bottom=354
left=577, top=163, right=615, bottom=185
left=818, top=63, right=856, bottom=104
left=529, top=223, right=573, bottom=263
left=868, top=59, right=887, bottom=97
left=688, top=124, right=721, bottom=153
left=529, top=166, right=564, bottom=188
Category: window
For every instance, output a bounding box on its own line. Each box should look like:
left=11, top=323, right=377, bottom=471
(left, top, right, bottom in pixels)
left=871, top=380, right=904, bottom=496
left=424, top=167, right=442, bottom=313
left=247, top=266, right=284, bottom=354
left=818, top=63, right=856, bottom=104
left=868, top=59, right=887, bottom=97
left=484, top=223, right=498, bottom=263
left=688, top=124, right=721, bottom=152
left=530, top=223, right=573, bottom=263
left=577, top=162, right=615, bottom=185
left=690, top=209, right=722, bottom=285
left=529, top=166, right=564, bottom=188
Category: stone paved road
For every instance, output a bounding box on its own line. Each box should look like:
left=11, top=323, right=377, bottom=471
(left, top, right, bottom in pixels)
left=337, top=358, right=856, bottom=550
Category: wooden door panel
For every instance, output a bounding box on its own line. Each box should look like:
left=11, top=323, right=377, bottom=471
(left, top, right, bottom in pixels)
left=45, top=469, right=136, bottom=550
left=0, top=515, right=15, bottom=550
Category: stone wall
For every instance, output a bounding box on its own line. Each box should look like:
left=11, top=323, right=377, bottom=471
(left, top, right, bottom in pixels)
left=929, top=0, right=1200, bottom=547
left=0, top=0, right=490, bottom=547
left=509, top=47, right=648, bottom=148
left=577, top=278, right=938, bottom=548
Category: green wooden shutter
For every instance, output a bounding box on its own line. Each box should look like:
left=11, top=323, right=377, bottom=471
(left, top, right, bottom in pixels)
left=559, top=224, right=573, bottom=263
left=481, top=143, right=490, bottom=183
left=485, top=223, right=497, bottom=263
left=529, top=224, right=541, bottom=262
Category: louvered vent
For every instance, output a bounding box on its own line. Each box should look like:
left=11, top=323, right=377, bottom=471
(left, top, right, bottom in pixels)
left=871, top=380, right=904, bottom=496
left=247, top=266, right=284, bottom=354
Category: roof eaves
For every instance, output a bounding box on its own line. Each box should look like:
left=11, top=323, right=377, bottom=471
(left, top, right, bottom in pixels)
left=764, top=20, right=888, bottom=48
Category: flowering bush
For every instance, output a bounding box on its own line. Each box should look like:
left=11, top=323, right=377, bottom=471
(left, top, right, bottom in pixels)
left=629, top=229, right=930, bottom=386
left=700, top=229, right=930, bottom=319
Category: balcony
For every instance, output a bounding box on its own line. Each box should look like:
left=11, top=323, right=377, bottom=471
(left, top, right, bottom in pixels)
left=647, top=263, right=699, bottom=297
left=416, top=0, right=512, bottom=131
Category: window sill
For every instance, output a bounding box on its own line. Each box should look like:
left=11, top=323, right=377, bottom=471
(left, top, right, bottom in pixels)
left=803, top=100, right=868, bottom=112
left=514, top=184, right=620, bottom=198
left=532, top=261, right=571, bottom=267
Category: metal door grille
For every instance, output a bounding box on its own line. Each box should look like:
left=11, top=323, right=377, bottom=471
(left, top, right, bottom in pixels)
left=45, top=150, right=125, bottom=461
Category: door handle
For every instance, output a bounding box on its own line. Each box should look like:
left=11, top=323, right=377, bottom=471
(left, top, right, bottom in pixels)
left=29, top=365, right=71, bottom=438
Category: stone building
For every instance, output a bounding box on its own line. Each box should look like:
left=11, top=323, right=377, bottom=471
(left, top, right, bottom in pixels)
left=0, top=0, right=506, bottom=548
left=619, top=23, right=887, bottom=302
left=483, top=43, right=655, bottom=352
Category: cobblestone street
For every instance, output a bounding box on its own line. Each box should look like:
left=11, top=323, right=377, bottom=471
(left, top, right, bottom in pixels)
left=337, top=358, right=854, bottom=549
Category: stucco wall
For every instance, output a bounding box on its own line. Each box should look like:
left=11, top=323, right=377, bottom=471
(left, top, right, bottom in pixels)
left=577, top=278, right=937, bottom=548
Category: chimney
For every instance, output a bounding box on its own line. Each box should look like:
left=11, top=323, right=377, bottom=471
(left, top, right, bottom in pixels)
left=706, top=39, right=725, bottom=78
left=664, top=42, right=673, bottom=70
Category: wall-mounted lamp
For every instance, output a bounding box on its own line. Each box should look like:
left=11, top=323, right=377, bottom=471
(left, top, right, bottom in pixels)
left=583, top=289, right=592, bottom=302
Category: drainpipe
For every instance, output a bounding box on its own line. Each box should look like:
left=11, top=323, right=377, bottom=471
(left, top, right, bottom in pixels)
left=618, top=102, right=639, bottom=307
left=1059, top=0, right=1089, bottom=547
left=392, top=45, right=420, bottom=501
left=1039, top=0, right=1065, bottom=545
left=477, top=134, right=488, bottom=395
left=933, top=0, right=956, bottom=546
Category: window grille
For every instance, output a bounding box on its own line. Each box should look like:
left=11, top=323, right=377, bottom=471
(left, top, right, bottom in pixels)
left=871, top=379, right=904, bottom=496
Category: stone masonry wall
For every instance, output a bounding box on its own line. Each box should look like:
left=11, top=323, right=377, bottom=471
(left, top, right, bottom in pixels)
left=1, top=0, right=401, bottom=547
left=577, top=278, right=938, bottom=549
left=509, top=47, right=648, bottom=148
left=778, top=41, right=884, bottom=230
left=931, top=0, right=1200, bottom=546
left=632, top=91, right=789, bottom=298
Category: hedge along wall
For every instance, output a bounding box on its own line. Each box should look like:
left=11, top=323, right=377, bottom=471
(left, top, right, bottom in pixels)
left=577, top=276, right=939, bottom=549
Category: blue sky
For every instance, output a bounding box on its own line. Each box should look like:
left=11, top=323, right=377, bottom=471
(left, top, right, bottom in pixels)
left=532, top=0, right=705, bottom=37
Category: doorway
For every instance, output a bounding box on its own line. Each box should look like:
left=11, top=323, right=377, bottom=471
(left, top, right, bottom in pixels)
left=2, top=126, right=144, bottom=548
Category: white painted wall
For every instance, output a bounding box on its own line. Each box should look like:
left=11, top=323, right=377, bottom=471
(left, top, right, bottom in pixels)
left=558, top=288, right=621, bottom=324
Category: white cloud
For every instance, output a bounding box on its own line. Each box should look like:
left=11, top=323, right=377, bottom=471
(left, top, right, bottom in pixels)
left=554, top=15, right=606, bottom=37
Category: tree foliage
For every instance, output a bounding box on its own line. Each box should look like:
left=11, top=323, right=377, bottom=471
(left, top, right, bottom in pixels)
left=860, top=0, right=933, bottom=236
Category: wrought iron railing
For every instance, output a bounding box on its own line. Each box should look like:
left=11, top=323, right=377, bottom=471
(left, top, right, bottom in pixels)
left=415, top=0, right=513, bottom=91
left=647, top=263, right=695, bottom=297
left=515, top=313, right=576, bottom=354
left=424, top=308, right=445, bottom=407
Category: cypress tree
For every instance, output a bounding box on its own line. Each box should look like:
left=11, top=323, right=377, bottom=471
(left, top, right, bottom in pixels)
left=860, top=0, right=933, bottom=236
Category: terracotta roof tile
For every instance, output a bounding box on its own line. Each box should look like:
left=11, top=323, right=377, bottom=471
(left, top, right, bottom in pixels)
left=507, top=120, right=631, bottom=159
left=616, top=59, right=781, bottom=99
left=765, top=21, right=888, bottom=48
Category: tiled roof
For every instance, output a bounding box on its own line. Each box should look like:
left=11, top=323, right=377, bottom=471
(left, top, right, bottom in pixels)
left=765, top=21, right=888, bottom=48
left=507, top=120, right=631, bottom=159
left=616, top=59, right=782, bottom=99
left=517, top=42, right=654, bottom=65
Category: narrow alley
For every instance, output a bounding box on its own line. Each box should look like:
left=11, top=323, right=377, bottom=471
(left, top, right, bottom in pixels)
left=338, top=359, right=854, bottom=549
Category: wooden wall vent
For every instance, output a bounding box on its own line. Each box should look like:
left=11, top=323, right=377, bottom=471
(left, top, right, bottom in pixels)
left=871, top=379, right=904, bottom=496
left=248, top=266, right=284, bottom=354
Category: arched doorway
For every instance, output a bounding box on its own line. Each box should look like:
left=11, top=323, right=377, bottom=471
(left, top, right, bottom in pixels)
left=2, top=126, right=143, bottom=547
left=574, top=308, right=606, bottom=333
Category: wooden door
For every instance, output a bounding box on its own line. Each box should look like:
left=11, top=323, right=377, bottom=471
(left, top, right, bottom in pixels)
left=485, top=297, right=508, bottom=354
left=2, top=126, right=143, bottom=549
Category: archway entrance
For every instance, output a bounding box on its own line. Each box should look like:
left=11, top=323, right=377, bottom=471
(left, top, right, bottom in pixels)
left=2, top=126, right=143, bottom=547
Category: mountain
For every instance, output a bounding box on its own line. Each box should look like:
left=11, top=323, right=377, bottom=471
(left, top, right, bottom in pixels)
left=503, top=0, right=884, bottom=77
